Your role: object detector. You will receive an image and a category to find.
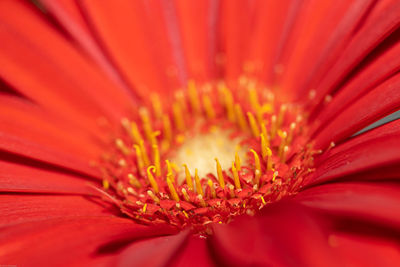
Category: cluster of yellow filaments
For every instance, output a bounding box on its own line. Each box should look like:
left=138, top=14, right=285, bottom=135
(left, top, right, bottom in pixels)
left=98, top=78, right=315, bottom=233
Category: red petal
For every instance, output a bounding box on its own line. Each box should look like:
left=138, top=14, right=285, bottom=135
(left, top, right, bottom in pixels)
left=0, top=160, right=98, bottom=194
left=40, top=0, right=135, bottom=94
left=153, top=0, right=189, bottom=87
left=0, top=95, right=102, bottom=160
left=280, top=0, right=374, bottom=101
left=312, top=30, right=400, bottom=132
left=310, top=0, right=400, bottom=108
left=328, top=232, right=400, bottom=267
left=317, top=118, right=400, bottom=160
left=219, top=0, right=255, bottom=82
left=174, top=0, right=217, bottom=81
left=313, top=72, right=400, bottom=149
left=169, top=235, right=215, bottom=267
left=0, top=133, right=99, bottom=178
left=310, top=127, right=400, bottom=185
left=0, top=0, right=135, bottom=131
left=0, top=194, right=113, bottom=227
left=0, top=216, right=176, bottom=266
left=296, top=182, right=400, bottom=230
left=210, top=202, right=337, bottom=266
left=112, top=230, right=188, bottom=267
left=244, top=0, right=301, bottom=85
left=78, top=0, right=175, bottom=97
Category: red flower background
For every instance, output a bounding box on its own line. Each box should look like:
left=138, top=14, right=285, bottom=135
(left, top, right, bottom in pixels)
left=1, top=0, right=400, bottom=266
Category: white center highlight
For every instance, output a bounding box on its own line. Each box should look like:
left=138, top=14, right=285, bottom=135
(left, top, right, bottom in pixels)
left=171, top=127, right=247, bottom=182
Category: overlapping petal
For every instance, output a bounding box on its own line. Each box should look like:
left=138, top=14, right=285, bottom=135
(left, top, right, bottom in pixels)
left=210, top=202, right=338, bottom=266
left=314, top=73, right=400, bottom=149
left=0, top=216, right=177, bottom=266
left=310, top=0, right=400, bottom=108
left=310, top=119, right=400, bottom=185
left=296, top=182, right=400, bottom=230
left=0, top=0, right=135, bottom=131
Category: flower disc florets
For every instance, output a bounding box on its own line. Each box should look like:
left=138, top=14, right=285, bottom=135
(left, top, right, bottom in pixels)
left=97, top=79, right=316, bottom=234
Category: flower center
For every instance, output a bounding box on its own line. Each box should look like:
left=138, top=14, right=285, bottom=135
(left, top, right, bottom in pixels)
left=97, top=79, right=315, bottom=234
left=171, top=125, right=247, bottom=182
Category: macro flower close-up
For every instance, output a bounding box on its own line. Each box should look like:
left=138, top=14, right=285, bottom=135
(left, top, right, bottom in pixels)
left=1, top=0, right=400, bottom=266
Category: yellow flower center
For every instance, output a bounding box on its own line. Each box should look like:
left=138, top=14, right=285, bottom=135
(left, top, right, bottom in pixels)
left=97, top=78, right=316, bottom=234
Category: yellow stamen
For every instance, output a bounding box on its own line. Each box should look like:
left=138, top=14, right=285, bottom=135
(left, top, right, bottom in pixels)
left=254, top=169, right=261, bottom=186
left=146, top=166, right=159, bottom=193
left=287, top=122, right=296, bottom=145
left=270, top=115, right=277, bottom=139
left=131, top=121, right=143, bottom=144
left=327, top=141, right=336, bottom=152
left=228, top=184, right=235, bottom=198
left=166, top=160, right=173, bottom=174
left=133, top=144, right=145, bottom=173
left=248, top=87, right=260, bottom=111
left=188, top=80, right=201, bottom=114
left=261, top=103, right=273, bottom=114
left=181, top=188, right=190, bottom=202
left=215, top=158, right=225, bottom=189
left=121, top=118, right=139, bottom=143
left=260, top=122, right=270, bottom=147
left=256, top=106, right=264, bottom=125
left=151, top=93, right=163, bottom=119
left=152, top=145, right=161, bottom=177
left=278, top=104, right=287, bottom=128
left=140, top=108, right=153, bottom=142
left=127, top=187, right=136, bottom=195
left=197, top=194, right=207, bottom=207
left=139, top=140, right=150, bottom=167
left=220, top=84, right=235, bottom=122
left=272, top=171, right=279, bottom=182
left=102, top=179, right=109, bottom=190
left=261, top=196, right=266, bottom=205
left=165, top=160, right=176, bottom=183
left=235, top=151, right=241, bottom=171
left=231, top=162, right=241, bottom=189
left=128, top=173, right=141, bottom=188
left=250, top=149, right=261, bottom=173
left=247, top=112, right=260, bottom=137
left=181, top=210, right=188, bottom=219
left=121, top=117, right=130, bottom=131
left=150, top=131, right=160, bottom=147
left=118, top=159, right=127, bottom=168
left=167, top=174, right=180, bottom=201
left=175, top=90, right=188, bottom=113
left=194, top=168, right=203, bottom=196
left=183, top=164, right=194, bottom=191
left=115, top=138, right=130, bottom=155
left=162, top=115, right=172, bottom=145
left=142, top=203, right=147, bottom=213
left=234, top=104, right=247, bottom=130
left=147, top=190, right=160, bottom=204
left=172, top=102, right=185, bottom=131
left=260, top=133, right=269, bottom=160
left=266, top=147, right=273, bottom=171
left=281, top=146, right=289, bottom=163
left=175, top=134, right=185, bottom=144
left=278, top=131, right=287, bottom=157
left=171, top=162, right=181, bottom=173
left=207, top=179, right=216, bottom=198
left=202, top=94, right=215, bottom=119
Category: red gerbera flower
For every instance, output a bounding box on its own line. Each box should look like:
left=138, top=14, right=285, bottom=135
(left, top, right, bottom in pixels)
left=1, top=0, right=400, bottom=266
